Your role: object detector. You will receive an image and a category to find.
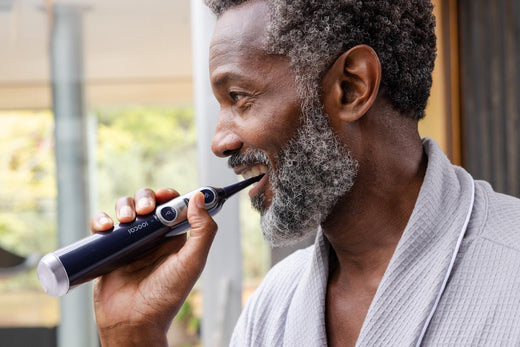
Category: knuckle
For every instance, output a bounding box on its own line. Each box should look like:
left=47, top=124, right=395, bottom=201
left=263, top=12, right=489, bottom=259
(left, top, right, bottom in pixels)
left=195, top=215, right=218, bottom=232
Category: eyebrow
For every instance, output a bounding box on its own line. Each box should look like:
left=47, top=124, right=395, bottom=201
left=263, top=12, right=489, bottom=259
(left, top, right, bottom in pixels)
left=211, top=71, right=247, bottom=88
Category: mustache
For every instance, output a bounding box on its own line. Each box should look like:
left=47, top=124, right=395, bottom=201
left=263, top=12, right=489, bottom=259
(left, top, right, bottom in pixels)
left=228, top=150, right=269, bottom=169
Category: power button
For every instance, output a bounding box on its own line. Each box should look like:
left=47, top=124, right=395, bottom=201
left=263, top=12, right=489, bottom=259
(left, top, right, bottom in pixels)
left=160, top=207, right=177, bottom=222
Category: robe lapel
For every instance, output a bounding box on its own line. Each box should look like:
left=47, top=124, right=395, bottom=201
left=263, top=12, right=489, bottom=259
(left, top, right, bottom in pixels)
left=283, top=228, right=330, bottom=346
left=356, top=139, right=475, bottom=346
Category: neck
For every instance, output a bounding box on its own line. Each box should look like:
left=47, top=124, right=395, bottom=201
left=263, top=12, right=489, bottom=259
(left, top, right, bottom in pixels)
left=323, top=110, right=427, bottom=282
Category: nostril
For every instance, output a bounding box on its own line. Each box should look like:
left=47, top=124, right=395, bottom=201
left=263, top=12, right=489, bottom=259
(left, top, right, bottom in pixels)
left=223, top=149, right=237, bottom=157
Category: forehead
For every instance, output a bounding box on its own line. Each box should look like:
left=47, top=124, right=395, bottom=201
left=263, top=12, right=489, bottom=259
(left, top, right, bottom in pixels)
left=209, top=0, right=269, bottom=72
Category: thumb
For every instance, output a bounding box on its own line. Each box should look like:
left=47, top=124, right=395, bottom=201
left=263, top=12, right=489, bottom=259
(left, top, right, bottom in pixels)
left=142, top=192, right=217, bottom=313
left=180, top=192, right=218, bottom=270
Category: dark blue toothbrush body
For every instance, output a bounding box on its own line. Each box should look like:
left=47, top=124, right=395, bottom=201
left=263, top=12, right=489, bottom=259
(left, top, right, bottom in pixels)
left=37, top=175, right=262, bottom=296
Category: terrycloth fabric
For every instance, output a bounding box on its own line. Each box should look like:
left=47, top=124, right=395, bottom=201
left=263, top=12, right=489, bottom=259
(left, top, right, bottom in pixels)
left=230, top=138, right=520, bottom=346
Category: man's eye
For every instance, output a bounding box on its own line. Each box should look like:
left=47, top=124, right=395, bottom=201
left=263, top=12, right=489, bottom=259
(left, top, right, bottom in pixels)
left=228, top=91, right=254, bottom=111
left=229, top=92, right=245, bottom=102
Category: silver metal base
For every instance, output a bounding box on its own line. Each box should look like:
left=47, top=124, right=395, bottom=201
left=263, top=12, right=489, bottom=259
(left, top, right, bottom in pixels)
left=37, top=253, right=70, bottom=296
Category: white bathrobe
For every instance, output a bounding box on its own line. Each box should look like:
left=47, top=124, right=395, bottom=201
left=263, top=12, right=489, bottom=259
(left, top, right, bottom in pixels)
left=230, top=138, right=520, bottom=346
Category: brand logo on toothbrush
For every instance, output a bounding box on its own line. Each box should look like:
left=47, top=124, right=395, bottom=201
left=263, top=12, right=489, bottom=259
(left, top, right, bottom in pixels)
left=128, top=221, right=149, bottom=235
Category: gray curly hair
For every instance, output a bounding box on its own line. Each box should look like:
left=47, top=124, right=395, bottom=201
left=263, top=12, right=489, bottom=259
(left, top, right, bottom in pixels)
left=205, top=0, right=437, bottom=120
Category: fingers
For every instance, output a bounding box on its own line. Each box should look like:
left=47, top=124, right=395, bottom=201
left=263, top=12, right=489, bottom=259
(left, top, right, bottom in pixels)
left=114, top=188, right=164, bottom=224
left=134, top=188, right=156, bottom=215
left=155, top=188, right=179, bottom=204
left=116, top=197, right=135, bottom=223
left=91, top=186, right=178, bottom=235
left=90, top=212, right=113, bottom=233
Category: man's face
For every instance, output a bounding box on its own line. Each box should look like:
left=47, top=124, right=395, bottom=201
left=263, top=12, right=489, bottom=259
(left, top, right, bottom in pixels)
left=209, top=0, right=358, bottom=246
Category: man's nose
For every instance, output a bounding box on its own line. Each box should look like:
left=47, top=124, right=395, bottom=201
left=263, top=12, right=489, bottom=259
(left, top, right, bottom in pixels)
left=211, top=116, right=242, bottom=158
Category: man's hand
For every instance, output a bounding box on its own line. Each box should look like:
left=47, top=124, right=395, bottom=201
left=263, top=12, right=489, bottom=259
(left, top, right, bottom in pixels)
left=89, top=187, right=218, bottom=346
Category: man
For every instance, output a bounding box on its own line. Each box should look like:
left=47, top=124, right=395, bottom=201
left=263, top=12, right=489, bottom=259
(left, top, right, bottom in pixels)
left=91, top=0, right=520, bottom=346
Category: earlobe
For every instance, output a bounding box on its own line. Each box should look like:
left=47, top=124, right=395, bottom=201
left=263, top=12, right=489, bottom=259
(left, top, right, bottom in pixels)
left=322, top=45, right=381, bottom=122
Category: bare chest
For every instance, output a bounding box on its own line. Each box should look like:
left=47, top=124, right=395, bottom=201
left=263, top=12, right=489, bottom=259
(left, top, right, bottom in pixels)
left=326, top=285, right=377, bottom=347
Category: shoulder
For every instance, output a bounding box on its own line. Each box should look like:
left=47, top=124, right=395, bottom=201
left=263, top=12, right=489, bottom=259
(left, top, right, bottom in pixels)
left=230, top=245, right=315, bottom=346
left=433, top=180, right=520, bottom=339
left=472, top=180, right=520, bottom=251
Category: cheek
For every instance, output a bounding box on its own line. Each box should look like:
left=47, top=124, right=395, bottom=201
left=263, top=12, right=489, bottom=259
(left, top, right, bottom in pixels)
left=236, top=99, right=302, bottom=153
left=237, top=119, right=284, bottom=153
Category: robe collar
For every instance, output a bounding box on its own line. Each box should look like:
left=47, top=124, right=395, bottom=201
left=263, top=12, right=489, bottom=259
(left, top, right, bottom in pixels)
left=282, top=138, right=475, bottom=346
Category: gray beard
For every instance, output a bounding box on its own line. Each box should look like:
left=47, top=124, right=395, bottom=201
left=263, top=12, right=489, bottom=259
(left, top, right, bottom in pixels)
left=229, top=102, right=358, bottom=247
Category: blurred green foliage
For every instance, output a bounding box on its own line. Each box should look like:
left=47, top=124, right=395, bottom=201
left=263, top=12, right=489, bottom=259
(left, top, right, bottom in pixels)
left=0, top=111, right=56, bottom=290
left=95, top=107, right=199, bottom=213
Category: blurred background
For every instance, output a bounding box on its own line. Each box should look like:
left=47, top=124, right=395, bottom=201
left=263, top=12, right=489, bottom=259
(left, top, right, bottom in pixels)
left=0, top=0, right=518, bottom=346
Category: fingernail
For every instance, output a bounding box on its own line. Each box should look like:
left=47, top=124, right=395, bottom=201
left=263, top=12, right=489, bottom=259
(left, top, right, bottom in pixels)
left=137, top=198, right=153, bottom=210
left=99, top=216, right=111, bottom=226
left=119, top=205, right=133, bottom=218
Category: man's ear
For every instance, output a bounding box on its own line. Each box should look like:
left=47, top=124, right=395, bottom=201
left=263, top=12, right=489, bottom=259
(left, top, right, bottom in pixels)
left=321, top=45, right=381, bottom=122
